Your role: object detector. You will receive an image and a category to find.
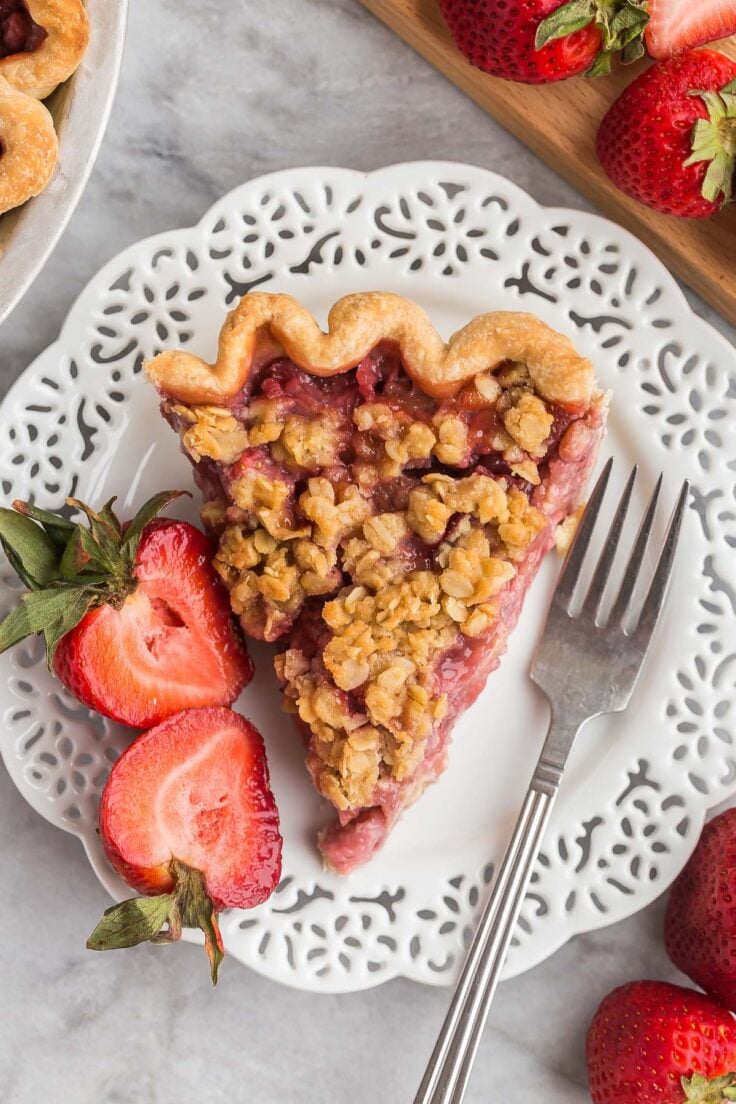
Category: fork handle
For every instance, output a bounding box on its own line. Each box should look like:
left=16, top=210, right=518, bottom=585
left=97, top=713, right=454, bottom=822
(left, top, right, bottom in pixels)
left=413, top=763, right=563, bottom=1104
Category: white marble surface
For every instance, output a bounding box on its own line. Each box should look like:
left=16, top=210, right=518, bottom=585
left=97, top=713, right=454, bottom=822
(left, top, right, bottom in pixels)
left=0, top=2, right=734, bottom=1101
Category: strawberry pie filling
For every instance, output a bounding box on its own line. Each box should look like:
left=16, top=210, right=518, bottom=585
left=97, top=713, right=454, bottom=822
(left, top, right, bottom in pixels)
left=0, top=0, right=47, bottom=58
left=162, top=343, right=606, bottom=872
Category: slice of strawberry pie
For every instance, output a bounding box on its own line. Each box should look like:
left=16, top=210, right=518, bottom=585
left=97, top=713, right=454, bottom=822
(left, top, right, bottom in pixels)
left=146, top=292, right=608, bottom=874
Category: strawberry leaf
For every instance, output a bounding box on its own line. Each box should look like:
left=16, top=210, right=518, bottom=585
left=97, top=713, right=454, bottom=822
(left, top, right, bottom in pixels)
left=621, top=36, right=645, bottom=64
left=682, top=1072, right=736, bottom=1102
left=702, top=151, right=735, bottom=205
left=200, top=904, right=225, bottom=986
left=0, top=491, right=189, bottom=664
left=97, top=499, right=123, bottom=541
left=58, top=524, right=118, bottom=583
left=66, top=498, right=126, bottom=574
left=685, top=86, right=736, bottom=207
left=87, top=894, right=176, bottom=950
left=42, top=589, right=100, bottom=663
left=537, top=0, right=650, bottom=76
left=121, top=490, right=189, bottom=564
left=11, top=500, right=75, bottom=550
left=586, top=50, right=612, bottom=78
left=171, top=859, right=225, bottom=985
left=0, top=508, right=60, bottom=589
left=608, top=2, right=648, bottom=49
left=536, top=0, right=594, bottom=49
left=86, top=861, right=225, bottom=983
left=68, top=497, right=120, bottom=541
left=58, top=527, right=95, bottom=579
left=0, top=587, right=93, bottom=657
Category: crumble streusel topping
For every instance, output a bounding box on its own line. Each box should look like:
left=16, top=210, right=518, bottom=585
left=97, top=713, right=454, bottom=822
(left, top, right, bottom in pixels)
left=216, top=465, right=545, bottom=811
left=173, top=403, right=250, bottom=464
left=272, top=411, right=343, bottom=470
left=166, top=347, right=561, bottom=811
left=502, top=392, right=555, bottom=458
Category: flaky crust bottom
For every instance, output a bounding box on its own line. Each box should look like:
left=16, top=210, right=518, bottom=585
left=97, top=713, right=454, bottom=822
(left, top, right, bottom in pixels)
left=0, top=77, right=57, bottom=214
left=0, top=0, right=90, bottom=100
left=146, top=291, right=596, bottom=408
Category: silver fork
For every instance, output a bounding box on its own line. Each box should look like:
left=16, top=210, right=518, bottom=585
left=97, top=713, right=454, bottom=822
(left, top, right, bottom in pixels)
left=414, top=460, right=690, bottom=1104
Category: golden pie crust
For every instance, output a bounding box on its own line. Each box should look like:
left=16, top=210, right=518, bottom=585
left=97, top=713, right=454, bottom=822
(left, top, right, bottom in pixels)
left=0, top=0, right=89, bottom=216
left=146, top=291, right=596, bottom=408
left=0, top=0, right=89, bottom=100
left=0, top=76, right=57, bottom=212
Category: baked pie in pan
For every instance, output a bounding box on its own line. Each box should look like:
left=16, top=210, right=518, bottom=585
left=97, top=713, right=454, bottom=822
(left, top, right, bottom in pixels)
left=147, top=292, right=608, bottom=872
left=0, top=0, right=89, bottom=215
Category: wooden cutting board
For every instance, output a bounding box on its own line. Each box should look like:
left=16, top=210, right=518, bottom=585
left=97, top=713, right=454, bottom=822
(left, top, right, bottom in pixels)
left=358, top=0, right=736, bottom=323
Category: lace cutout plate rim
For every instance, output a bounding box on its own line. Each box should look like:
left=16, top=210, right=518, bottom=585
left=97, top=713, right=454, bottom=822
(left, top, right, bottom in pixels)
left=0, top=162, right=734, bottom=994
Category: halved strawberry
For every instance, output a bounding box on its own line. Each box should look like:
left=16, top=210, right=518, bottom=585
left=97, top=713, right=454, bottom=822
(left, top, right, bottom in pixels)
left=0, top=493, right=253, bottom=727
left=87, top=707, right=282, bottom=982
left=645, top=0, right=736, bottom=61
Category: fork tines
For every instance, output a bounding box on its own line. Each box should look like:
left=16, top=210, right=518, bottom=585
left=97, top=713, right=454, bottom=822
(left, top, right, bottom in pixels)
left=554, top=460, right=690, bottom=641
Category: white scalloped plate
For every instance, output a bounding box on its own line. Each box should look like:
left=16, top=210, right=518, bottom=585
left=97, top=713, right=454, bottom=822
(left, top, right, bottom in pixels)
left=1, top=163, right=734, bottom=994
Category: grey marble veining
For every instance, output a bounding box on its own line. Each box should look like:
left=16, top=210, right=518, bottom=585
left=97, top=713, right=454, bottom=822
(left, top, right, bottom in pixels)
left=0, top=2, right=732, bottom=1102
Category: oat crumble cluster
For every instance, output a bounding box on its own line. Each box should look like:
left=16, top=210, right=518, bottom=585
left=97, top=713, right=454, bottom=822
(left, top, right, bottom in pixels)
left=165, top=354, right=558, bottom=814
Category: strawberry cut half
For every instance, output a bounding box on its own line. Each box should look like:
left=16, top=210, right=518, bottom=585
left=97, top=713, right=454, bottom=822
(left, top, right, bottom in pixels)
left=645, top=0, right=736, bottom=60
left=88, top=707, right=283, bottom=983
left=0, top=492, right=253, bottom=728
left=53, top=520, right=253, bottom=727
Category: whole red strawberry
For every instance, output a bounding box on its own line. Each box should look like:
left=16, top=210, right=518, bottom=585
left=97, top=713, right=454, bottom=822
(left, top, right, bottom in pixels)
left=0, top=492, right=252, bottom=727
left=587, top=980, right=736, bottom=1104
left=665, top=810, right=736, bottom=1011
left=87, top=706, right=283, bottom=982
left=436, top=0, right=649, bottom=84
left=597, top=49, right=736, bottom=218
